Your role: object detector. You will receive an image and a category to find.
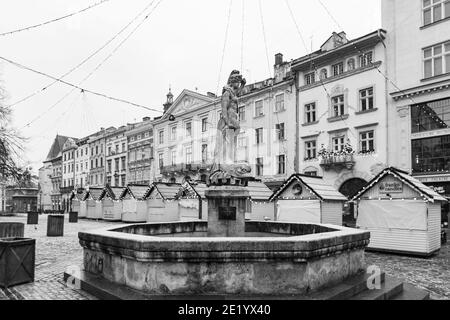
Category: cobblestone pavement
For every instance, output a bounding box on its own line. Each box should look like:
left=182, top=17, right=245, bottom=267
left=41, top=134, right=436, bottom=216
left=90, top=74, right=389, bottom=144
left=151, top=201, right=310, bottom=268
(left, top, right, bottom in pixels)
left=1, top=214, right=449, bottom=300
left=0, top=214, right=120, bottom=300
left=365, top=232, right=450, bottom=300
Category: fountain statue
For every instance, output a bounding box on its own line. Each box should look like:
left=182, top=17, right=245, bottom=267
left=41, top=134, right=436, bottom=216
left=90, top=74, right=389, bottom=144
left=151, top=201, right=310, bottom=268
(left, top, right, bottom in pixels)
left=210, top=70, right=251, bottom=184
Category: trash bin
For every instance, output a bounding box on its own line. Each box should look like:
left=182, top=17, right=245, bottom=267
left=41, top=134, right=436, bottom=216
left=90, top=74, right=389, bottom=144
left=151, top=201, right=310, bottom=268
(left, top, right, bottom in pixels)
left=0, top=238, right=35, bottom=288
left=47, top=215, right=64, bottom=237
left=69, top=211, right=78, bottom=223
left=0, top=222, right=24, bottom=239
left=27, top=211, right=39, bottom=225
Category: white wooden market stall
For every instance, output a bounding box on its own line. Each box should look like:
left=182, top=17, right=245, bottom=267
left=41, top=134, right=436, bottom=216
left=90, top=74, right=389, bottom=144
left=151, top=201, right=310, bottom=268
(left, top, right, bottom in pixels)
left=98, top=186, right=125, bottom=221
left=145, top=183, right=181, bottom=223
left=119, top=185, right=151, bottom=223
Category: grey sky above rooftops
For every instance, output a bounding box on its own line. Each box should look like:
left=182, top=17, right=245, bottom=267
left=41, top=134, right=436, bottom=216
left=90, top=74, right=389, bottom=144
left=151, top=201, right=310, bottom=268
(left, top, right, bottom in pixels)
left=0, top=0, right=381, bottom=172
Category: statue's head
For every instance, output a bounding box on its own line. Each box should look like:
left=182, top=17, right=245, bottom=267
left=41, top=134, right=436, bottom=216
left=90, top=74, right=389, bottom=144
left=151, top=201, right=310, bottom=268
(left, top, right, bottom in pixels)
left=227, top=70, right=243, bottom=90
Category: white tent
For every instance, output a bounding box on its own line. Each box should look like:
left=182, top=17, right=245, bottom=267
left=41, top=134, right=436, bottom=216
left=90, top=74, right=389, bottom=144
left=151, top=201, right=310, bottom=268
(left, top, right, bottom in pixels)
left=270, top=174, right=347, bottom=225
left=176, top=181, right=208, bottom=221
left=351, top=167, right=447, bottom=256
left=70, top=189, right=86, bottom=217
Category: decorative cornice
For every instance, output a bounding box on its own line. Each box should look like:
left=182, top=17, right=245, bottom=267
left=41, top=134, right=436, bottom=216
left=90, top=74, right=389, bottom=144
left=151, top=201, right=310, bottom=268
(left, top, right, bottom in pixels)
left=391, top=78, right=450, bottom=102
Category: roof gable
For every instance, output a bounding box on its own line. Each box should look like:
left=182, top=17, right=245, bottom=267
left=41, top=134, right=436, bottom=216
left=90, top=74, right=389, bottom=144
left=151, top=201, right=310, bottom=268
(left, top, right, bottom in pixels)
left=120, top=185, right=151, bottom=200
left=86, top=188, right=104, bottom=201
left=162, top=90, right=215, bottom=119
left=351, top=167, right=448, bottom=202
left=45, top=135, right=72, bottom=161
left=269, top=174, right=347, bottom=202
left=176, top=181, right=208, bottom=199
left=148, top=183, right=182, bottom=200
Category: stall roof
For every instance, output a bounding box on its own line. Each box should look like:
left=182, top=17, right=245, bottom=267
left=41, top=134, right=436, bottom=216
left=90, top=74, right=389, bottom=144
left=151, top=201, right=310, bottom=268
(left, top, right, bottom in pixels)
left=70, top=190, right=85, bottom=201
left=351, top=167, right=448, bottom=202
left=85, top=188, right=104, bottom=201
left=247, top=181, right=274, bottom=200
left=149, top=183, right=181, bottom=200
left=176, top=181, right=208, bottom=199
left=269, top=174, right=348, bottom=202
left=119, top=184, right=152, bottom=200
left=99, top=186, right=125, bottom=201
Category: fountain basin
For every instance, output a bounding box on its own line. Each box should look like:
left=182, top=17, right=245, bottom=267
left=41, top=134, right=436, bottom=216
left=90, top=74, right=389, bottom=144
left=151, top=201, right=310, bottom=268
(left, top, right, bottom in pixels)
left=79, top=221, right=370, bottom=296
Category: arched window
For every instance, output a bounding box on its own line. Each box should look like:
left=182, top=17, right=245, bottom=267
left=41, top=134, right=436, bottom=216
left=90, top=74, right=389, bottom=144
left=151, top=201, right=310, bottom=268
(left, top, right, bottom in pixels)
left=347, top=58, right=355, bottom=71
left=169, top=177, right=176, bottom=184
left=320, top=69, right=328, bottom=80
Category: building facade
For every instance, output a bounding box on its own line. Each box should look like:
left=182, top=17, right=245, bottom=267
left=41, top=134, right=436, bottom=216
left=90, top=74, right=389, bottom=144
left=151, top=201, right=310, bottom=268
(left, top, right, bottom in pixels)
left=61, top=138, right=77, bottom=211
left=126, top=118, right=154, bottom=185
left=74, top=136, right=90, bottom=190
left=106, top=126, right=128, bottom=187
left=88, top=128, right=114, bottom=187
left=292, top=30, right=389, bottom=198
left=383, top=0, right=450, bottom=202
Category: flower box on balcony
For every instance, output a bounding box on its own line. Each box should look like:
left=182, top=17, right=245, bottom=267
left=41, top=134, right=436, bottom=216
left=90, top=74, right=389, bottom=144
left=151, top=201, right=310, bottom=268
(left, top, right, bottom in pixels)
left=320, top=154, right=355, bottom=171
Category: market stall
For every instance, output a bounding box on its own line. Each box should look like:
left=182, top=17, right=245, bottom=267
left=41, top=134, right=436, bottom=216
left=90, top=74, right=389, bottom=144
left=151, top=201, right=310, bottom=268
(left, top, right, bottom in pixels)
left=70, top=190, right=85, bottom=217
left=176, top=181, right=208, bottom=221
left=269, top=174, right=346, bottom=225
left=146, top=183, right=181, bottom=223
left=247, top=181, right=276, bottom=221
left=98, top=186, right=125, bottom=221
left=119, top=185, right=152, bottom=223
left=85, top=188, right=104, bottom=220
left=351, top=167, right=447, bottom=256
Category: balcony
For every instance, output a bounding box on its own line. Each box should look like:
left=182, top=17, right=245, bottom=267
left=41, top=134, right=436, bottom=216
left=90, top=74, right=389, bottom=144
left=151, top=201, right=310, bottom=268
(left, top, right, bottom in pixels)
left=60, top=186, right=74, bottom=194
left=160, top=162, right=213, bottom=175
left=320, top=154, right=355, bottom=171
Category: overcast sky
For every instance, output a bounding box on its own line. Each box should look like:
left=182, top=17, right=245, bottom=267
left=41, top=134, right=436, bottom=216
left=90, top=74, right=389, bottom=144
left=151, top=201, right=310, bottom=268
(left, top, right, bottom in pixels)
left=0, top=0, right=381, bottom=173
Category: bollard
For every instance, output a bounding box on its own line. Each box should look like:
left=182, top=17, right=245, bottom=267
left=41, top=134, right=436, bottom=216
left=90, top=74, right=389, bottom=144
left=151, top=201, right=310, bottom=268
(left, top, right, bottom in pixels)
left=69, top=211, right=78, bottom=223
left=47, top=215, right=64, bottom=237
left=27, top=212, right=39, bottom=225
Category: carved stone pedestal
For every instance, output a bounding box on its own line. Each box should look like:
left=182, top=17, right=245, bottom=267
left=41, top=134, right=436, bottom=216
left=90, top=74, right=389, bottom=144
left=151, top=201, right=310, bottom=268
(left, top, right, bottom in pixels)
left=205, top=185, right=250, bottom=237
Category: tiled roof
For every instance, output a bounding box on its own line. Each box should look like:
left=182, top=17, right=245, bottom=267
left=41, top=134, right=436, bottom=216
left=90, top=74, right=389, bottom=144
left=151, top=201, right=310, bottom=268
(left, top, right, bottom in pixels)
left=86, top=188, right=104, bottom=201
left=99, top=186, right=126, bottom=200
left=149, top=183, right=182, bottom=200
left=269, top=174, right=348, bottom=202
left=45, top=135, right=74, bottom=162
left=120, top=185, right=152, bottom=200
left=177, top=181, right=208, bottom=199
left=247, top=181, right=274, bottom=200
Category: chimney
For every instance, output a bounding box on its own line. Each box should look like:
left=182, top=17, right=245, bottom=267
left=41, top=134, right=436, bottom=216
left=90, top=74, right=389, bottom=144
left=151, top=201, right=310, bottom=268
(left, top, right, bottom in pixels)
left=275, top=53, right=283, bottom=66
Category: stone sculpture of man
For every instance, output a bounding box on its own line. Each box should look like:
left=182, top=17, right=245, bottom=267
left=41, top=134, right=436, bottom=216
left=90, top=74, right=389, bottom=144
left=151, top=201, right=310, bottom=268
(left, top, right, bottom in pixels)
left=211, top=70, right=251, bottom=178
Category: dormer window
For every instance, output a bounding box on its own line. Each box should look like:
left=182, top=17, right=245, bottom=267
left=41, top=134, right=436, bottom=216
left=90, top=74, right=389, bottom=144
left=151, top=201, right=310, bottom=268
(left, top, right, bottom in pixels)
left=332, top=62, right=344, bottom=76
left=319, top=69, right=328, bottom=80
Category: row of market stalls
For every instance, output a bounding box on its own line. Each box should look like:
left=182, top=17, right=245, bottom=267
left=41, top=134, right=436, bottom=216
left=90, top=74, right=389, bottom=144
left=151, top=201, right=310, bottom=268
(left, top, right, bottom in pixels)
left=70, top=167, right=447, bottom=256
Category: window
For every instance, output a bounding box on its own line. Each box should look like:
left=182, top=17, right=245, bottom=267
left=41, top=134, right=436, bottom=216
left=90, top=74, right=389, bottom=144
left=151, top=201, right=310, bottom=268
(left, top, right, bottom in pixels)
left=238, top=136, right=247, bottom=148
left=423, top=41, right=450, bottom=78
left=95, top=159, right=98, bottom=168
left=331, top=95, right=345, bottom=117
left=115, top=159, right=120, bottom=172
left=185, top=146, right=192, bottom=164
left=423, top=0, right=450, bottom=26
left=255, top=100, right=264, bottom=117
left=332, top=62, right=344, bottom=76
left=332, top=136, right=346, bottom=152
left=121, top=175, right=126, bottom=187
left=114, top=175, right=119, bottom=187
left=305, top=141, right=317, bottom=160
left=305, top=103, right=317, bottom=124
left=319, top=69, right=328, bottom=80
left=185, top=122, right=192, bottom=137
left=201, top=118, right=208, bottom=133
left=107, top=160, right=112, bottom=173
left=108, top=146, right=111, bottom=155
left=305, top=72, right=315, bottom=85
left=96, top=146, right=99, bottom=155
left=304, top=170, right=318, bottom=177
left=100, top=157, right=103, bottom=167
left=121, top=157, right=126, bottom=171
left=159, top=130, right=164, bottom=144
left=137, top=134, right=141, bottom=140
left=412, top=135, right=450, bottom=174
left=347, top=58, right=355, bottom=71
left=256, top=158, right=264, bottom=176
left=277, top=155, right=286, bottom=175
left=255, top=128, right=264, bottom=145
left=158, top=153, right=164, bottom=168
left=122, top=143, right=126, bottom=152
left=115, top=145, right=119, bottom=153
left=275, top=94, right=285, bottom=112
left=171, top=150, right=177, bottom=166
left=359, top=130, right=375, bottom=154
left=202, top=144, right=208, bottom=163
left=170, top=126, right=177, bottom=140
left=359, top=52, right=373, bottom=67
left=359, top=87, right=374, bottom=112
left=411, top=98, right=450, bottom=133
left=276, top=123, right=285, bottom=141
left=239, top=106, right=246, bottom=121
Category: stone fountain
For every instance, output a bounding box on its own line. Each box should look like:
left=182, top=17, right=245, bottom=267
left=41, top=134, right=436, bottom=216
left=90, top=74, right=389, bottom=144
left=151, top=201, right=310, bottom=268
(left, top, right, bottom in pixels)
left=67, top=70, right=373, bottom=299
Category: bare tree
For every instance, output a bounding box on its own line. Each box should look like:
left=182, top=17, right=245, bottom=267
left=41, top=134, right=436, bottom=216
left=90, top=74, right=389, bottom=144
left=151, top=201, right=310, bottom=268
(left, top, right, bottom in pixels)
left=0, top=75, right=24, bottom=180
